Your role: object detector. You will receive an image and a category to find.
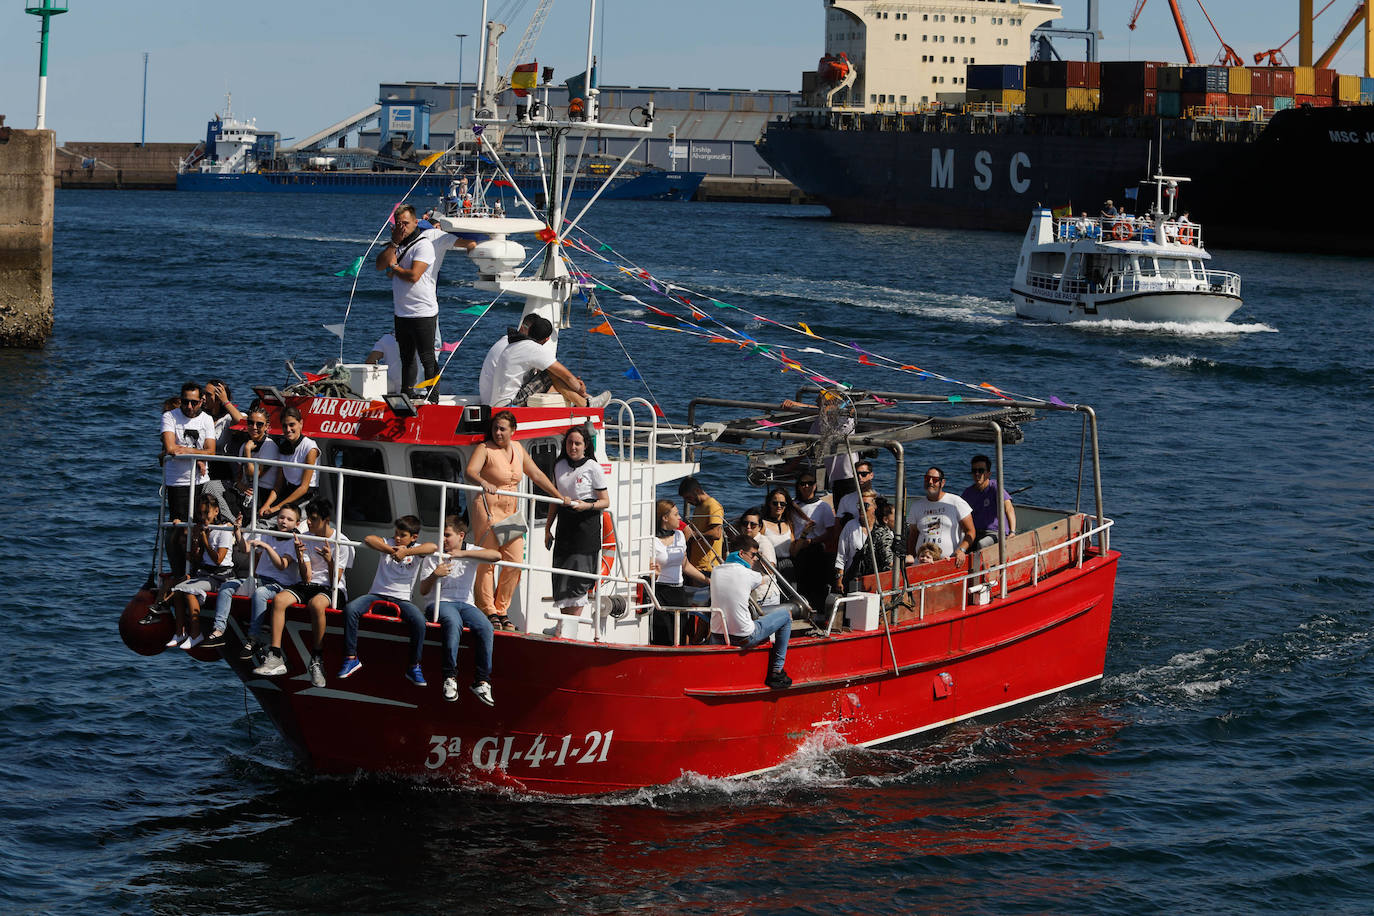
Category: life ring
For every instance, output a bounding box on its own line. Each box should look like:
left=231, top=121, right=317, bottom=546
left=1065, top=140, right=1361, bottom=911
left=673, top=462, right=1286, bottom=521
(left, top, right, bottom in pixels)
left=1178, top=224, right=1195, bottom=246
left=1112, top=220, right=1132, bottom=241
left=592, top=512, right=616, bottom=593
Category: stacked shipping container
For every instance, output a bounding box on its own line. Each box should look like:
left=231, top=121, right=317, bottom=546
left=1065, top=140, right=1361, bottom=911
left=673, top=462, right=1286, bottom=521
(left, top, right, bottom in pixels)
left=967, top=59, right=1369, bottom=116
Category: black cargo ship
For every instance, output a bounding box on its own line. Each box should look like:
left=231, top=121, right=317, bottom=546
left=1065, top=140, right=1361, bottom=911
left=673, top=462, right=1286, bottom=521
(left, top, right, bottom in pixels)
left=760, top=103, right=1374, bottom=256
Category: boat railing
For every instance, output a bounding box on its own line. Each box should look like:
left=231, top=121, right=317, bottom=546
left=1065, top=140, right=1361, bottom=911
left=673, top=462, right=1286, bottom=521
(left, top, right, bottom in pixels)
left=157, top=449, right=652, bottom=640
left=1055, top=216, right=1204, bottom=249
left=873, top=513, right=1115, bottom=624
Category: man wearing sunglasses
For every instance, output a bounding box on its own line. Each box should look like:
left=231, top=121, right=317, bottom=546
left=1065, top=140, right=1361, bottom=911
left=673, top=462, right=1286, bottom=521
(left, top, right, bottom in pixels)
left=961, top=454, right=1016, bottom=550
left=160, top=381, right=218, bottom=577
left=792, top=473, right=835, bottom=613
left=835, top=459, right=876, bottom=529
left=906, top=466, right=975, bottom=565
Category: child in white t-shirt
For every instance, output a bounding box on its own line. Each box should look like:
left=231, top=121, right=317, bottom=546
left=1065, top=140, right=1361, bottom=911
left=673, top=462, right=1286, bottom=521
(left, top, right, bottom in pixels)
left=337, top=515, right=437, bottom=685
left=169, top=494, right=237, bottom=651
left=418, top=514, right=502, bottom=705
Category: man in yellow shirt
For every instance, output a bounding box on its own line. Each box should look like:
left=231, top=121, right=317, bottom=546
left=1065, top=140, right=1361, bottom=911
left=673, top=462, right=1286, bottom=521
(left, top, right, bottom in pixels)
left=678, top=477, right=724, bottom=574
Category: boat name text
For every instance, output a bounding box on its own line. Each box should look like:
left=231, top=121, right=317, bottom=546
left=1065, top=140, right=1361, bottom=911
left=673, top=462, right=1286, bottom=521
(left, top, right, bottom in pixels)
left=305, top=397, right=388, bottom=436
left=425, top=730, right=614, bottom=770
left=1329, top=130, right=1374, bottom=143
left=931, top=149, right=1031, bottom=194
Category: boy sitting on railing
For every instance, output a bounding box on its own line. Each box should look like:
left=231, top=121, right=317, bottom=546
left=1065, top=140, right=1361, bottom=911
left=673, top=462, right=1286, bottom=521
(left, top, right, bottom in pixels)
left=337, top=515, right=438, bottom=687
left=252, top=499, right=355, bottom=687
left=418, top=514, right=503, bottom=706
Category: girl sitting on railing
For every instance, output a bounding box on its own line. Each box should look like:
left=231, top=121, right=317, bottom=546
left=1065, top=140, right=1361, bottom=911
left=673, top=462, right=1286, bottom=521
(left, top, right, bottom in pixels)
left=168, top=493, right=237, bottom=650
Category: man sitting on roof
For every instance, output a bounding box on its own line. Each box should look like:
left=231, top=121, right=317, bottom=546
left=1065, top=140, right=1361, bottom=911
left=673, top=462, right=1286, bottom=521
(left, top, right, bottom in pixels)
left=488, top=314, right=611, bottom=408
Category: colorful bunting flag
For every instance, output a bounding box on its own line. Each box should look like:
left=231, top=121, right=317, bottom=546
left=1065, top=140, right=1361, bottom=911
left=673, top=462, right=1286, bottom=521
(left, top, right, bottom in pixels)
left=798, top=322, right=818, bottom=337
left=334, top=256, right=363, bottom=278
left=440, top=341, right=460, bottom=353
left=322, top=323, right=346, bottom=339
left=589, top=321, right=615, bottom=335
left=459, top=305, right=488, bottom=316
left=651, top=404, right=665, bottom=418
left=415, top=375, right=441, bottom=390
left=623, top=367, right=642, bottom=380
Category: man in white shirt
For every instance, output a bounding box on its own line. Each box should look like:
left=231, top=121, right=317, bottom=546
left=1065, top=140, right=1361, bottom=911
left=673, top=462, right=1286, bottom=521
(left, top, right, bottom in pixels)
left=160, top=381, right=217, bottom=577
left=834, top=488, right=878, bottom=594
left=376, top=204, right=441, bottom=399
left=835, top=459, right=875, bottom=529
left=367, top=328, right=443, bottom=395
left=708, top=535, right=793, bottom=690
left=478, top=314, right=536, bottom=404
left=488, top=314, right=610, bottom=408
left=906, top=466, right=976, bottom=565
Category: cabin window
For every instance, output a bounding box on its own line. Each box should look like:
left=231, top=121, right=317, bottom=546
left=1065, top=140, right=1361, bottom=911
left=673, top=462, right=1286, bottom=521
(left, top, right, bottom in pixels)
left=324, top=444, right=392, bottom=525
left=527, top=438, right=561, bottom=522
left=410, top=450, right=466, bottom=529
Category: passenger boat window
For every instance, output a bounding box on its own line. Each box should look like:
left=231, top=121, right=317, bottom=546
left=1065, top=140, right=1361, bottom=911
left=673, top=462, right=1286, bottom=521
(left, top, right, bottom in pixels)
left=410, top=450, right=466, bottom=528
left=324, top=444, right=392, bottom=525
left=527, top=438, right=560, bottom=522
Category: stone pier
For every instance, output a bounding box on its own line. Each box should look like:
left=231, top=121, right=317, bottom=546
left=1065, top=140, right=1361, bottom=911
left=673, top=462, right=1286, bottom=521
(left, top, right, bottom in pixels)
left=0, top=122, right=55, bottom=349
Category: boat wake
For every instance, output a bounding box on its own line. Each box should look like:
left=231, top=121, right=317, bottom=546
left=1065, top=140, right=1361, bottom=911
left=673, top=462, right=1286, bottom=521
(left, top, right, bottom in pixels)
left=1062, top=318, right=1277, bottom=336
left=1131, top=354, right=1218, bottom=370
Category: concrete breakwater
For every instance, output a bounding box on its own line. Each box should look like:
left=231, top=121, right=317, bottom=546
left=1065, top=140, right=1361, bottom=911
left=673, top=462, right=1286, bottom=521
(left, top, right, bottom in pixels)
left=0, top=123, right=54, bottom=348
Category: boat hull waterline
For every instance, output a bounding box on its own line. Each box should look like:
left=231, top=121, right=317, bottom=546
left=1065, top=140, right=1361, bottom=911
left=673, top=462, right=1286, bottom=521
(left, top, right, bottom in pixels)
left=154, top=552, right=1117, bottom=795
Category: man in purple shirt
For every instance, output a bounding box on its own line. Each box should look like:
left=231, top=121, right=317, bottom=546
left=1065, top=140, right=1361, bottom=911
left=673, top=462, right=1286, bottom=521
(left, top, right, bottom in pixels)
left=960, top=454, right=1017, bottom=550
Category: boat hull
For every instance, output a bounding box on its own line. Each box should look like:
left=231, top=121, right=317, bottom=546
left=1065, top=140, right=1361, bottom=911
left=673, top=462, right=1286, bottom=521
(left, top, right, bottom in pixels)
left=202, top=551, right=1117, bottom=795
left=175, top=169, right=705, bottom=201
left=759, top=106, right=1374, bottom=256
left=1013, top=288, right=1243, bottom=323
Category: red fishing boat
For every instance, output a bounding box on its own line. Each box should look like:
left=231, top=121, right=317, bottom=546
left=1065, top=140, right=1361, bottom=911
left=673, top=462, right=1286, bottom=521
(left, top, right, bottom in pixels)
left=120, top=4, right=1119, bottom=796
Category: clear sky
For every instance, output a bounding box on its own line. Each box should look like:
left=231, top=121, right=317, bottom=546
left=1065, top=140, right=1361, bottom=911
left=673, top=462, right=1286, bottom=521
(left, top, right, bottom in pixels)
left=0, top=1, right=1364, bottom=144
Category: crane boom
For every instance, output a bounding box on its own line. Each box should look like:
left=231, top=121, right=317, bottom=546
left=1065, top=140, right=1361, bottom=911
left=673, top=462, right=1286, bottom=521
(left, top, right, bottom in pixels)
left=503, top=0, right=555, bottom=89
left=1315, top=2, right=1368, bottom=68
left=1127, top=0, right=1199, bottom=65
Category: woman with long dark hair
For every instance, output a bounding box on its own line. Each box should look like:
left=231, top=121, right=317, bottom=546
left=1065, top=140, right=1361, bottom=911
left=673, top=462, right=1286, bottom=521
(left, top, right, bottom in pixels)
left=543, top=426, right=610, bottom=638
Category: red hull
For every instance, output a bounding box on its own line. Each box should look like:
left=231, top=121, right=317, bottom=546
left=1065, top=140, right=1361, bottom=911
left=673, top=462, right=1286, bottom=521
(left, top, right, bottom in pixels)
left=208, top=551, right=1118, bottom=795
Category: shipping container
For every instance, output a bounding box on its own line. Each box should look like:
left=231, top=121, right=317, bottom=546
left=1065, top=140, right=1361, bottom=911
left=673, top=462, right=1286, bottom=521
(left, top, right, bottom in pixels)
left=1181, top=65, right=1228, bottom=93
left=1272, top=95, right=1295, bottom=110
left=1099, top=60, right=1163, bottom=91
left=1292, top=66, right=1315, bottom=95
left=1336, top=74, right=1360, bottom=102
left=1362, top=76, right=1374, bottom=101
left=1157, top=67, right=1182, bottom=92
left=1294, top=93, right=1331, bottom=107
left=1025, top=87, right=1099, bottom=114
left=1181, top=91, right=1228, bottom=114
left=1026, top=60, right=1099, bottom=89
left=966, top=64, right=1024, bottom=91
left=965, top=88, right=1025, bottom=108
left=1099, top=87, right=1158, bottom=116
left=1228, top=67, right=1252, bottom=95
left=1315, top=68, right=1336, bottom=96
left=1158, top=90, right=1182, bottom=117
left=1272, top=69, right=1296, bottom=96
left=1249, top=68, right=1274, bottom=96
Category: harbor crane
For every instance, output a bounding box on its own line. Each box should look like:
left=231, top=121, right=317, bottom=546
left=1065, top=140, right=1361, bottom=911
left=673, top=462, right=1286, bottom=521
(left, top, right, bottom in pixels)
left=1128, top=0, right=1242, bottom=66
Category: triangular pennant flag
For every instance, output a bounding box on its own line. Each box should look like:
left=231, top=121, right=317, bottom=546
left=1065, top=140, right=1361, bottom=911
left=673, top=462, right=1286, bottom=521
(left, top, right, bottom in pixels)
left=651, top=404, right=665, bottom=418
left=589, top=321, right=615, bottom=335
left=598, top=243, right=613, bottom=252
left=304, top=371, right=330, bottom=383
left=459, top=304, right=488, bottom=316
left=709, top=336, right=732, bottom=344
left=691, top=309, right=706, bottom=321
left=947, top=395, right=963, bottom=402
left=623, top=367, right=642, bottom=380
left=1049, top=396, right=1068, bottom=406
left=334, top=256, right=364, bottom=278
left=858, top=355, right=875, bottom=366
left=798, top=322, right=818, bottom=338
left=414, top=374, right=441, bottom=390
left=440, top=341, right=460, bottom=353
left=646, top=305, right=674, bottom=318
left=322, top=323, right=346, bottom=339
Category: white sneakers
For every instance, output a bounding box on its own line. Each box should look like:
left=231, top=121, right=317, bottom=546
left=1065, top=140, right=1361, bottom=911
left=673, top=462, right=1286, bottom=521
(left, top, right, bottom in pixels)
left=588, top=390, right=612, bottom=409
left=443, top=677, right=459, bottom=702
left=470, top=681, right=494, bottom=706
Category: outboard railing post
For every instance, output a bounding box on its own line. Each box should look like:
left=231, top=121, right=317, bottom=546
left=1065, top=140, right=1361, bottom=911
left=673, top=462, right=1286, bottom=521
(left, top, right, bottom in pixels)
left=330, top=468, right=346, bottom=609
left=993, top=423, right=1007, bottom=601
left=1083, top=406, right=1107, bottom=554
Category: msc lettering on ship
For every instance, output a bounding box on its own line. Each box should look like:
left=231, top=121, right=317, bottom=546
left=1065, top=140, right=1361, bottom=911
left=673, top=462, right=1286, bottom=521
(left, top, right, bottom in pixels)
left=931, top=149, right=1031, bottom=193
left=1329, top=130, right=1374, bottom=142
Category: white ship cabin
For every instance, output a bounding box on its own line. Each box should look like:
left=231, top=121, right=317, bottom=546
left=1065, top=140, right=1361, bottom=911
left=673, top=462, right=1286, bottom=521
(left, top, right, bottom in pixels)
left=165, top=388, right=1110, bottom=647
left=818, top=0, right=1060, bottom=111
left=1017, top=208, right=1242, bottom=299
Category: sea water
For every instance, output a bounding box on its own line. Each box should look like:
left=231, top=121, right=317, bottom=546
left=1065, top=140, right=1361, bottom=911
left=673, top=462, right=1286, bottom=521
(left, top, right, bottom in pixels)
left=1, top=191, right=1371, bottom=913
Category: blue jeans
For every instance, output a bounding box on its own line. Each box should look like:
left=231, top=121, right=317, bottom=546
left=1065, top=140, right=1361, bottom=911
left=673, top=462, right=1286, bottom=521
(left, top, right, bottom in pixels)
left=436, top=600, right=493, bottom=683
left=710, top=607, right=791, bottom=672
left=212, top=578, right=284, bottom=637
left=343, top=593, right=426, bottom=665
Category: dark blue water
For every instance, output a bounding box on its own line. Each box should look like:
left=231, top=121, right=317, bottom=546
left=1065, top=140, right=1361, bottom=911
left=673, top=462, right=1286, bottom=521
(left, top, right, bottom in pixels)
left=3, top=190, right=1372, bottom=914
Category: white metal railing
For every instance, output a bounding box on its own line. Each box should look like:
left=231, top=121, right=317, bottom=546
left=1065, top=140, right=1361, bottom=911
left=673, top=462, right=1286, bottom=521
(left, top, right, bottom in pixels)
left=889, top=515, right=1114, bottom=621
left=1055, top=216, right=1205, bottom=249
left=156, top=450, right=649, bottom=640
left=1026, top=266, right=1238, bottom=299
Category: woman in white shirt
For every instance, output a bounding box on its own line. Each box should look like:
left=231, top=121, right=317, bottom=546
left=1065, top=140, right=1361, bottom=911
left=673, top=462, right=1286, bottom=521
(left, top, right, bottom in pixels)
left=649, top=498, right=709, bottom=646
left=543, top=427, right=610, bottom=637
left=758, top=487, right=806, bottom=583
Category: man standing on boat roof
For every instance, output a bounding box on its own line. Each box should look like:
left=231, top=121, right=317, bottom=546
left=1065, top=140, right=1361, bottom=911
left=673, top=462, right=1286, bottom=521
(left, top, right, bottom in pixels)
left=906, top=466, right=975, bottom=565
left=376, top=204, right=442, bottom=401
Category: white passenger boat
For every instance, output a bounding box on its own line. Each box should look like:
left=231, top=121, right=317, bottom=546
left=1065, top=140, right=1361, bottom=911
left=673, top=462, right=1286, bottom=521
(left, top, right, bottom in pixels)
left=1011, top=173, right=1243, bottom=324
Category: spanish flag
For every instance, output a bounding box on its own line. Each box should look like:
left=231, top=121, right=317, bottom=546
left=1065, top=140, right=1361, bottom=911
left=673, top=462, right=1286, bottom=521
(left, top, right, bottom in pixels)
left=1052, top=204, right=1073, bottom=219
left=512, top=62, right=538, bottom=97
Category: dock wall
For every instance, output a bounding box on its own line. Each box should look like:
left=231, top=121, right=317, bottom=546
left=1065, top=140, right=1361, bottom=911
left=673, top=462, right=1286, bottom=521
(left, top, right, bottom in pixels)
left=0, top=125, right=54, bottom=349
left=56, top=142, right=193, bottom=190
